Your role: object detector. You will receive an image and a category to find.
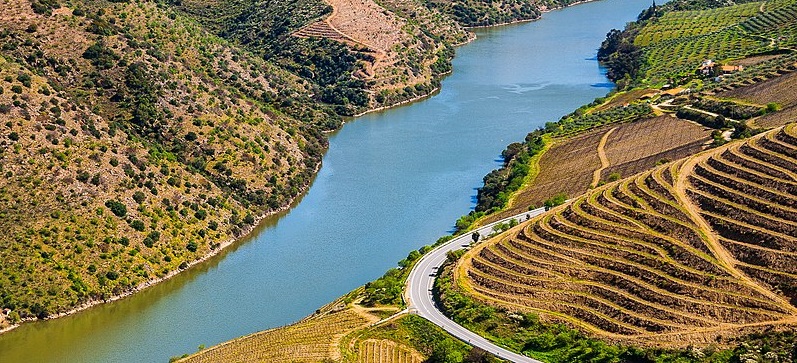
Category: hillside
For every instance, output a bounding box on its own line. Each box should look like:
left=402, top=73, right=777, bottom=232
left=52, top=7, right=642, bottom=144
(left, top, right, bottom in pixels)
left=0, top=0, right=334, bottom=327
left=176, top=289, right=477, bottom=363
left=458, top=125, right=797, bottom=346
left=468, top=0, right=797, bottom=229
left=0, top=0, right=590, bottom=333
left=600, top=0, right=797, bottom=89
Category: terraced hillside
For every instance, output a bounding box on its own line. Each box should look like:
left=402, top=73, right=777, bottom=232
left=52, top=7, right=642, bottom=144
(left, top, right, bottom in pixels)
left=353, top=339, right=424, bottom=363
left=601, top=0, right=797, bottom=88
left=179, top=308, right=376, bottom=363
left=293, top=0, right=448, bottom=100
left=177, top=298, right=444, bottom=363
left=459, top=125, right=797, bottom=346
left=482, top=115, right=712, bottom=224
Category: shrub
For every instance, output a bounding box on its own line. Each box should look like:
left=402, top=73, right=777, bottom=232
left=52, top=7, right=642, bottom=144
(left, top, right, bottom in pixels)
left=104, top=200, right=127, bottom=217
left=544, top=193, right=567, bottom=210
left=76, top=170, right=90, bottom=183
left=17, top=74, right=31, bottom=88
left=129, top=219, right=145, bottom=231
left=105, top=271, right=119, bottom=280
left=133, top=191, right=145, bottom=204
left=186, top=241, right=198, bottom=252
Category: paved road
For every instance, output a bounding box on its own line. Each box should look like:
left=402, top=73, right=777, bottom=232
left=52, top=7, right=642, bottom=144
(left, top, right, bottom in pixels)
left=405, top=208, right=548, bottom=363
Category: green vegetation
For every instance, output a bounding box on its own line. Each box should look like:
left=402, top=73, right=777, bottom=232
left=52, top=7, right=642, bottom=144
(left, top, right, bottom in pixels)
left=0, top=0, right=335, bottom=323
left=437, top=261, right=796, bottom=362
left=599, top=0, right=797, bottom=88
left=542, top=192, right=566, bottom=210
left=458, top=102, right=653, bottom=232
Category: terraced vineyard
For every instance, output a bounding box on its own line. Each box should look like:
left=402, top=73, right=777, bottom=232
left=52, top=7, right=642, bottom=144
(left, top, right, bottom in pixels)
left=631, top=0, right=797, bottom=84
left=634, top=2, right=762, bottom=46
left=180, top=309, right=375, bottom=362
left=354, top=339, right=424, bottom=363
left=459, top=125, right=797, bottom=346
left=741, top=1, right=797, bottom=48
left=483, top=116, right=711, bottom=224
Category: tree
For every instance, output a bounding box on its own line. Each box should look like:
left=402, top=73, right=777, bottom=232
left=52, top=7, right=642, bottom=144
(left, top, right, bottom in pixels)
left=105, top=200, right=127, bottom=217
left=544, top=193, right=567, bottom=211
left=428, top=338, right=464, bottom=363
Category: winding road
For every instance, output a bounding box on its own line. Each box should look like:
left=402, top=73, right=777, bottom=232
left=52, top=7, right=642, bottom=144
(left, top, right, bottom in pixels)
left=404, top=208, right=548, bottom=363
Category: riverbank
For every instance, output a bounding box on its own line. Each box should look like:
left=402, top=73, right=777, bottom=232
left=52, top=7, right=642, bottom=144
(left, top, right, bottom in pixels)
left=0, top=0, right=585, bottom=335
left=0, top=157, right=324, bottom=335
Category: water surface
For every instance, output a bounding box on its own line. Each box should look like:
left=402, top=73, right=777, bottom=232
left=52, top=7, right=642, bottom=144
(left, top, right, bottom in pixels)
left=0, top=1, right=651, bottom=361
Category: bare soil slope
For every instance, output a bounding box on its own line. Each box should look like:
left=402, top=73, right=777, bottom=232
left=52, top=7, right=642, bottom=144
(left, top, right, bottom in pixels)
left=484, top=116, right=712, bottom=224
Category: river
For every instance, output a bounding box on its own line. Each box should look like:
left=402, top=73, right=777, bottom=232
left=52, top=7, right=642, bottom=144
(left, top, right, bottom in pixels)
left=0, top=0, right=651, bottom=361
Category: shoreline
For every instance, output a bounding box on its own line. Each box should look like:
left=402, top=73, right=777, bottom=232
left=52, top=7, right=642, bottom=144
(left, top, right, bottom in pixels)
left=0, top=0, right=607, bottom=337
left=0, top=161, right=321, bottom=335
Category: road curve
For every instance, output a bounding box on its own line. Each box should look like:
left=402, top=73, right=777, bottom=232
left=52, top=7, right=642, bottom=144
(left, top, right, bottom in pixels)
left=405, top=208, right=548, bottom=363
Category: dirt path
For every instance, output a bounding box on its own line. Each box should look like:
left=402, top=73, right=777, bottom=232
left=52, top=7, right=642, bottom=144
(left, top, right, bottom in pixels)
left=673, top=145, right=797, bottom=314
left=591, top=127, right=617, bottom=187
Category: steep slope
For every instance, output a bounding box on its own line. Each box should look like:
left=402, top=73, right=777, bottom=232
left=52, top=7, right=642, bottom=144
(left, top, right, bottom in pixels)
left=0, top=0, right=328, bottom=325
left=458, top=124, right=797, bottom=346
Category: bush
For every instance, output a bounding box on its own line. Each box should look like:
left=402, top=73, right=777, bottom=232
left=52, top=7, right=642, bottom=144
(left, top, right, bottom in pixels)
left=129, top=219, right=145, bottom=231
left=544, top=193, right=567, bottom=210
left=186, top=241, right=198, bottom=252
left=133, top=191, right=145, bottom=204
left=105, top=271, right=119, bottom=280
left=82, top=41, right=119, bottom=70
left=17, top=74, right=31, bottom=88
left=104, top=200, right=127, bottom=217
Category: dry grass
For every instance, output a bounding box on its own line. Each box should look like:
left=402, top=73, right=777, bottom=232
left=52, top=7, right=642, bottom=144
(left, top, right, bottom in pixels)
left=354, top=339, right=424, bottom=363
left=721, top=70, right=797, bottom=109
left=180, top=308, right=377, bottom=363
left=482, top=127, right=604, bottom=223
left=459, top=125, right=797, bottom=347
left=731, top=54, right=782, bottom=67
left=484, top=117, right=711, bottom=224
left=719, top=70, right=797, bottom=128
left=756, top=105, right=797, bottom=128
